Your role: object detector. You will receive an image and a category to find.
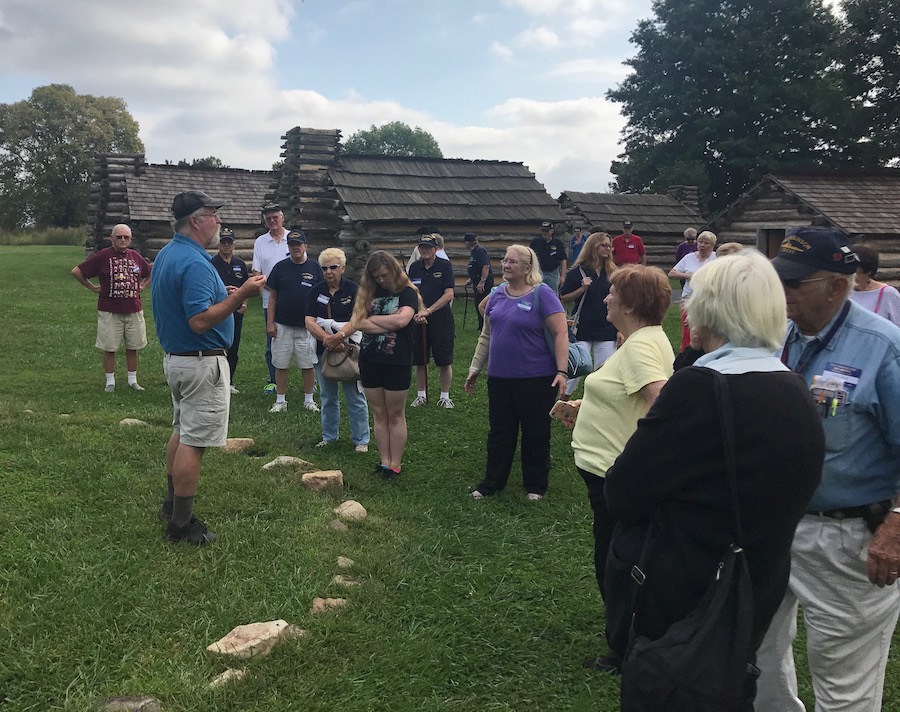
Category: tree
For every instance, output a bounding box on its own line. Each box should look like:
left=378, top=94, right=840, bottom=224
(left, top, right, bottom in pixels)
left=607, top=0, right=851, bottom=213
left=342, top=122, right=443, bottom=158
left=839, top=0, right=900, bottom=165
left=0, top=84, right=143, bottom=229
left=176, top=156, right=230, bottom=169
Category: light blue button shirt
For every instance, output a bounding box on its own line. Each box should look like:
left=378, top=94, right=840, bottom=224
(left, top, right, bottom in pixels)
left=781, top=301, right=900, bottom=510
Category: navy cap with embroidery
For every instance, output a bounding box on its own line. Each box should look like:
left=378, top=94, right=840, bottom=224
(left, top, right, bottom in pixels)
left=219, top=227, right=235, bottom=242
left=287, top=230, right=307, bottom=244
left=418, top=235, right=439, bottom=248
left=771, top=226, right=859, bottom=280
left=540, top=221, right=552, bottom=231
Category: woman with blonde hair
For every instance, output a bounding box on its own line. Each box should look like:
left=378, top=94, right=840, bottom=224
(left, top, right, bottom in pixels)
left=465, top=244, right=569, bottom=501
left=670, top=229, right=717, bottom=350
left=305, top=247, right=370, bottom=452
left=559, top=232, right=618, bottom=398
left=347, top=251, right=423, bottom=479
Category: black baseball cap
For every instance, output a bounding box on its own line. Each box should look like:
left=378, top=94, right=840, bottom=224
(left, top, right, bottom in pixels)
left=172, top=190, right=225, bottom=220
left=287, top=230, right=307, bottom=245
left=262, top=202, right=282, bottom=214
left=623, top=220, right=633, bottom=227
left=418, top=236, right=439, bottom=249
left=771, top=226, right=859, bottom=280
left=540, top=221, right=552, bottom=232
left=219, top=227, right=235, bottom=242
left=463, top=232, right=478, bottom=242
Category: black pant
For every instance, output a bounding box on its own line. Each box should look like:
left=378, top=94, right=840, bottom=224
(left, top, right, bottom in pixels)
left=579, top=468, right=616, bottom=603
left=227, top=311, right=243, bottom=380
left=473, top=277, right=493, bottom=331
left=477, top=375, right=555, bottom=495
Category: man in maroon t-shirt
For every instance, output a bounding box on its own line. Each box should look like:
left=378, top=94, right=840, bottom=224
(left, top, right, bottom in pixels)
left=71, top=224, right=152, bottom=392
left=611, top=220, right=647, bottom=266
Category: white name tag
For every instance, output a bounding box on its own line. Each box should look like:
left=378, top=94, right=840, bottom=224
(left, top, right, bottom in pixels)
left=316, top=294, right=330, bottom=305
left=301, top=281, right=313, bottom=287
left=412, top=278, right=422, bottom=285
left=517, top=301, right=532, bottom=311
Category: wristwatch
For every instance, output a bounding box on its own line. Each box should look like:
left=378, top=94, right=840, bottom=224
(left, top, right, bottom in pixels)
left=892, top=507, right=900, bottom=515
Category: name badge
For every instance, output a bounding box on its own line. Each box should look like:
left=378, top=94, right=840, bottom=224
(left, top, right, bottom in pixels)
left=628, top=244, right=635, bottom=249
left=301, top=281, right=313, bottom=287
left=232, top=266, right=242, bottom=272
left=549, top=248, right=557, bottom=255
left=823, top=362, right=862, bottom=393
left=131, top=265, right=141, bottom=273
left=412, top=278, right=422, bottom=285
left=316, top=294, right=330, bottom=305
left=517, top=301, right=532, bottom=312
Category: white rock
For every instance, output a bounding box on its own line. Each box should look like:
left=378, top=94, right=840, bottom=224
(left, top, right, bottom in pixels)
left=23, top=409, right=34, bottom=414
left=93, top=697, right=162, bottom=712
left=337, top=556, right=355, bottom=569
left=331, top=574, right=360, bottom=587
left=208, top=668, right=247, bottom=688
left=206, top=619, right=290, bottom=659
left=119, top=418, right=148, bottom=427
left=262, top=456, right=315, bottom=471
left=222, top=438, right=255, bottom=453
left=333, top=500, right=367, bottom=521
left=310, top=597, right=348, bottom=615
left=301, top=470, right=344, bottom=491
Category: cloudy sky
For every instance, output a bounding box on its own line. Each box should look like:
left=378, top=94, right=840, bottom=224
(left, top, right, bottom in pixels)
left=0, top=0, right=654, bottom=197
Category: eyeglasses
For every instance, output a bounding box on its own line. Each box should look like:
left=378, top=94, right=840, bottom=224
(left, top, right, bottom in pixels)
left=322, top=265, right=342, bottom=271
left=598, top=243, right=611, bottom=248
left=501, top=258, right=530, bottom=265
left=781, top=276, right=829, bottom=289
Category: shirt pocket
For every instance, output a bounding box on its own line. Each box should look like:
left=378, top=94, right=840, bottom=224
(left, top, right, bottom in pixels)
left=820, top=403, right=864, bottom=453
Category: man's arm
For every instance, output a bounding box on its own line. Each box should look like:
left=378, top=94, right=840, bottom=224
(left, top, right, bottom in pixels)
left=71, top=266, right=101, bottom=294
left=188, top=274, right=266, bottom=334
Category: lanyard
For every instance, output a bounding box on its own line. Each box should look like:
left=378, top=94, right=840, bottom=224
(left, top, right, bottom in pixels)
left=780, top=301, right=850, bottom=374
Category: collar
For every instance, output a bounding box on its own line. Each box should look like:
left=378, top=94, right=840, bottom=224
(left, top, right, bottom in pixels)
left=695, top=344, right=788, bottom=374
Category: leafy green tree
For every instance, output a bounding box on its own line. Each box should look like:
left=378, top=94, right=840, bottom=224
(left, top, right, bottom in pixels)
left=607, top=0, right=849, bottom=213
left=0, top=84, right=143, bottom=229
left=343, top=121, right=443, bottom=158
left=176, top=156, right=230, bottom=169
left=839, top=0, right=900, bottom=165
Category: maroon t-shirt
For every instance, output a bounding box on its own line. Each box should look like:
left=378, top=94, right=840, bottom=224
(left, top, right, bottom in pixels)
left=77, top=246, right=151, bottom=313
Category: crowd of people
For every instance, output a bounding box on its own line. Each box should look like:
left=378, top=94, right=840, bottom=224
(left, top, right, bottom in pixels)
left=71, top=194, right=900, bottom=711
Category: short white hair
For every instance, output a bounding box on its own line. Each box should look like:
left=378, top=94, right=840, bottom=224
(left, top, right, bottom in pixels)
left=685, top=249, right=785, bottom=350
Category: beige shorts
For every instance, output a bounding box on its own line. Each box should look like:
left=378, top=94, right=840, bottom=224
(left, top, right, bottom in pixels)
left=96, top=310, right=148, bottom=352
left=271, top=324, right=318, bottom=369
left=163, top=354, right=230, bottom=447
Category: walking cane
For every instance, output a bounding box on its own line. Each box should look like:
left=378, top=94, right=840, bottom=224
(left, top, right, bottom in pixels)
left=421, top=321, right=429, bottom=397
left=462, top=283, right=470, bottom=329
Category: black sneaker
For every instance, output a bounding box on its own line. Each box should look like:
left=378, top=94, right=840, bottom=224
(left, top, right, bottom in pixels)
left=582, top=653, right=622, bottom=675
left=382, top=467, right=401, bottom=481
left=165, top=516, right=218, bottom=545
left=371, top=462, right=387, bottom=477
left=159, top=500, right=173, bottom=521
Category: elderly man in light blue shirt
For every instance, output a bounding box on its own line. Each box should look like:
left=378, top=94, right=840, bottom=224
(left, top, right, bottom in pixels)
left=755, top=227, right=900, bottom=712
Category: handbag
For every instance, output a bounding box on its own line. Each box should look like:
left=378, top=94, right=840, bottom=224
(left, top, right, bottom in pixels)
left=532, top=284, right=592, bottom=378
left=321, top=302, right=360, bottom=382
left=619, top=371, right=756, bottom=712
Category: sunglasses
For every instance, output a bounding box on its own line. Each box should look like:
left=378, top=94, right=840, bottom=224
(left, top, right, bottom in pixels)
left=322, top=265, right=342, bottom=271
left=780, top=276, right=829, bottom=289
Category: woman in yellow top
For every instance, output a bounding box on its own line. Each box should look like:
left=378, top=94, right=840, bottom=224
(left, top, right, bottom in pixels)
left=559, top=264, right=674, bottom=673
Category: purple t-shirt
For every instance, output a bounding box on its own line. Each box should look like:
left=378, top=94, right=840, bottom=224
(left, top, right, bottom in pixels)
left=485, top=283, right=564, bottom=378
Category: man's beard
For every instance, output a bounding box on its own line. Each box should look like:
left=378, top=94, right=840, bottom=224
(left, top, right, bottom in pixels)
left=208, top=227, right=221, bottom=249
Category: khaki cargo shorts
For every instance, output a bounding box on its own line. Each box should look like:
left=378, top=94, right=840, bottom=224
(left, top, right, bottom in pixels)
left=163, top=354, right=230, bottom=447
left=96, top=310, right=148, bottom=352
left=271, top=324, right=318, bottom=369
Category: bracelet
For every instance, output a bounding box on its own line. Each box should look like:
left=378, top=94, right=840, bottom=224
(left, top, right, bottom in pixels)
left=557, top=370, right=568, bottom=377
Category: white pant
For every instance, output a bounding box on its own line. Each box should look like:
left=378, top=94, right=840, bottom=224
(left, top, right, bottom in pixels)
left=564, top=340, right=616, bottom=396
left=754, top=516, right=900, bottom=712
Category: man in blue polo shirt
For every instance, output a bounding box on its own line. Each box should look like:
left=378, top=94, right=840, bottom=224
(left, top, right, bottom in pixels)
left=151, top=190, right=266, bottom=545
left=408, top=234, right=456, bottom=408
left=755, top=227, right=900, bottom=712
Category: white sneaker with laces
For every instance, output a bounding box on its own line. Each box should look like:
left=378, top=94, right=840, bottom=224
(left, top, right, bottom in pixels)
left=526, top=493, right=544, bottom=502
left=410, top=396, right=427, bottom=407
left=470, top=490, right=484, bottom=500
left=128, top=382, right=145, bottom=391
left=303, top=400, right=320, bottom=412
left=354, top=444, right=369, bottom=453
left=269, top=401, right=287, bottom=413
left=438, top=397, right=454, bottom=409
left=315, top=440, right=332, bottom=448
left=104, top=383, right=115, bottom=393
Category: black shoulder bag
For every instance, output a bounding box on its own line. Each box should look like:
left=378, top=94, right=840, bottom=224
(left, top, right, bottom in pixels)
left=619, top=371, right=757, bottom=712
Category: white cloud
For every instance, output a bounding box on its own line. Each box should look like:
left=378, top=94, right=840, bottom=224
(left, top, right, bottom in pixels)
left=543, top=58, right=629, bottom=83
left=489, top=41, right=515, bottom=62
left=513, top=25, right=560, bottom=49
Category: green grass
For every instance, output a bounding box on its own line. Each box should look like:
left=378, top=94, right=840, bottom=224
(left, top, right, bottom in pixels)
left=0, top=246, right=896, bottom=711
left=0, top=227, right=86, bottom=246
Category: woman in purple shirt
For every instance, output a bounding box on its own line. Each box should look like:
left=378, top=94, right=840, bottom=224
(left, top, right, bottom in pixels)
left=465, top=245, right=569, bottom=501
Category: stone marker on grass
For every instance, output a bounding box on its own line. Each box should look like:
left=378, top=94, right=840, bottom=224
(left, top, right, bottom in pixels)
left=221, top=438, right=255, bottom=453
left=207, top=619, right=292, bottom=659
left=93, top=696, right=162, bottom=712
left=310, top=597, right=348, bottom=614
left=119, top=418, right=148, bottom=427
left=208, top=668, right=248, bottom=688
left=337, top=556, right=355, bottom=569
left=262, top=455, right=315, bottom=471
left=301, top=470, right=344, bottom=491
left=333, top=500, right=367, bottom=521
left=332, top=574, right=360, bottom=587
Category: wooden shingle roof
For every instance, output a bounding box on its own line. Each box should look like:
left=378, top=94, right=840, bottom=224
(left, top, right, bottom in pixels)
left=559, top=191, right=704, bottom=233
left=769, top=173, right=900, bottom=234
left=126, top=165, right=275, bottom=224
left=330, top=156, right=567, bottom=224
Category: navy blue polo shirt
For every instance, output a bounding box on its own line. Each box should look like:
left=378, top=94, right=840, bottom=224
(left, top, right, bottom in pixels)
left=306, top=278, right=359, bottom=356
left=408, top=256, right=454, bottom=309
left=529, top=236, right=567, bottom=272
left=267, top=257, right=323, bottom=326
left=467, top=245, right=493, bottom=283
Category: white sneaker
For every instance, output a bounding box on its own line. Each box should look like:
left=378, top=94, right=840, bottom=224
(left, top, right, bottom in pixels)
left=470, top=490, right=484, bottom=500
left=410, top=396, right=427, bottom=407
left=303, top=400, right=320, bottom=412
left=128, top=382, right=145, bottom=392
left=526, top=493, right=544, bottom=502
left=354, top=444, right=369, bottom=453
left=104, top=383, right=115, bottom=393
left=269, top=401, right=287, bottom=413
left=315, top=440, right=332, bottom=448
left=438, top=397, right=454, bottom=409
left=229, top=385, right=240, bottom=394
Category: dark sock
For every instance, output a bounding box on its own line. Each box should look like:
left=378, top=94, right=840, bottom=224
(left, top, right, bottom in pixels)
left=164, top=474, right=174, bottom=505
left=170, top=495, right=195, bottom=528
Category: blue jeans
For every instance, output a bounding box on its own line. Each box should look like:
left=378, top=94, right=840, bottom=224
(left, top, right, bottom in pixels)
left=315, top=363, right=370, bottom=445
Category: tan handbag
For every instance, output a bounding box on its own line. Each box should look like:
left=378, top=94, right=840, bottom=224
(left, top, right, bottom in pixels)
left=321, top=301, right=360, bottom=381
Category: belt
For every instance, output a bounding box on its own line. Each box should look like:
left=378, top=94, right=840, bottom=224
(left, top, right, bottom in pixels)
left=806, top=500, right=891, bottom=520
left=167, top=349, right=227, bottom=357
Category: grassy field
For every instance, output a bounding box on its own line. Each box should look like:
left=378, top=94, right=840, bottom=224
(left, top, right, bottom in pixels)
left=0, top=246, right=896, bottom=711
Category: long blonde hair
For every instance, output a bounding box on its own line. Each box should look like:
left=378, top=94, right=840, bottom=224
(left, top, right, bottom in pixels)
left=351, top=250, right=424, bottom=324
left=505, top=244, right=544, bottom=286
left=573, top=232, right=617, bottom=276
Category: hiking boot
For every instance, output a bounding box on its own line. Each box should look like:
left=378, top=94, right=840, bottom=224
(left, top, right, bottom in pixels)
left=269, top=401, right=287, bottom=413
left=437, top=397, right=454, bottom=409
left=410, top=396, right=427, bottom=407
left=165, top=516, right=218, bottom=546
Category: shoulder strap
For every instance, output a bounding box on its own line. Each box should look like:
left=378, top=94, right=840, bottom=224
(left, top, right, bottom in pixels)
left=875, top=285, right=887, bottom=314
left=712, top=370, right=743, bottom=545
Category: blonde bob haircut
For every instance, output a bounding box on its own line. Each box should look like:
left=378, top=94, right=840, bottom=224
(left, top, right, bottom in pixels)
left=697, top=230, right=717, bottom=247
left=318, top=247, right=347, bottom=266
left=685, top=249, right=786, bottom=351
left=505, top=244, right=544, bottom=286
